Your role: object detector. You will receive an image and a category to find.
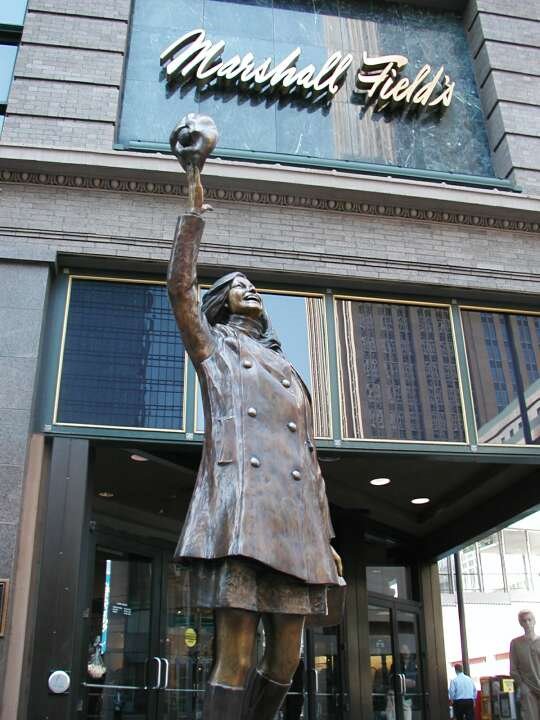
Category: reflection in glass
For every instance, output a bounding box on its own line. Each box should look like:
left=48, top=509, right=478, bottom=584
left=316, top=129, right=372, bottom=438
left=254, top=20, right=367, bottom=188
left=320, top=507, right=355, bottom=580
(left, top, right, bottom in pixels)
left=369, top=605, right=394, bottom=719
left=311, top=625, right=342, bottom=720
left=162, top=563, right=215, bottom=718
left=86, top=550, right=152, bottom=719
left=396, top=611, right=424, bottom=720
left=366, top=567, right=410, bottom=599
left=460, top=545, right=481, bottom=592
left=529, top=531, right=540, bottom=593
left=0, top=0, right=27, bottom=25
left=336, top=299, right=465, bottom=441
left=437, top=556, right=455, bottom=594
left=57, top=279, right=185, bottom=429
left=196, top=292, right=331, bottom=437
left=0, top=44, right=18, bottom=103
left=478, top=534, right=504, bottom=593
left=461, top=310, right=540, bottom=444
left=503, top=530, right=530, bottom=591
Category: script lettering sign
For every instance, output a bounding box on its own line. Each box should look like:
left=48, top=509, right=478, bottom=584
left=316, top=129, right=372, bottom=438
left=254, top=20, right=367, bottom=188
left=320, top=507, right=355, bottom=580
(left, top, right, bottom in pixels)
left=160, top=29, right=455, bottom=111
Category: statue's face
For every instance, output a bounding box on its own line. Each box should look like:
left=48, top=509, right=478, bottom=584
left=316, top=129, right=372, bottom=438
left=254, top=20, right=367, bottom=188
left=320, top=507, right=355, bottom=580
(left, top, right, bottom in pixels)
left=227, top=276, right=263, bottom=318
left=519, top=612, right=536, bottom=633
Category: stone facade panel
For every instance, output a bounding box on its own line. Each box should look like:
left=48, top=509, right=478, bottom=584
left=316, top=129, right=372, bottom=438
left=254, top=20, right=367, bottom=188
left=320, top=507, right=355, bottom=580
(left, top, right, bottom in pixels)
left=0, top=115, right=115, bottom=150
left=28, top=0, right=131, bottom=21
left=14, top=44, right=124, bottom=86
left=22, top=11, right=128, bottom=52
left=7, top=79, right=118, bottom=122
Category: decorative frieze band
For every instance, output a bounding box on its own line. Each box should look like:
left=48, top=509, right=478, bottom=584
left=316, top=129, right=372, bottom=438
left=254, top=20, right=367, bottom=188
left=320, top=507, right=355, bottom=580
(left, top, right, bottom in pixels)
left=1, top=168, right=538, bottom=234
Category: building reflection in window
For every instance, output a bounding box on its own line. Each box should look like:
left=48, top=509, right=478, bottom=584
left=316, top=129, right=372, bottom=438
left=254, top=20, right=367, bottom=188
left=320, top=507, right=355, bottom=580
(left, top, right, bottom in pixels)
left=335, top=299, right=465, bottom=441
left=196, top=291, right=332, bottom=438
left=461, top=310, right=540, bottom=445
left=56, top=278, right=186, bottom=430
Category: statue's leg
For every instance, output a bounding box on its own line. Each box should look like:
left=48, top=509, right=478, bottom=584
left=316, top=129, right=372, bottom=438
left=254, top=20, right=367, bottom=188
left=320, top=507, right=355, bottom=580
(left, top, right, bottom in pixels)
left=203, top=607, right=258, bottom=720
left=243, top=613, right=305, bottom=720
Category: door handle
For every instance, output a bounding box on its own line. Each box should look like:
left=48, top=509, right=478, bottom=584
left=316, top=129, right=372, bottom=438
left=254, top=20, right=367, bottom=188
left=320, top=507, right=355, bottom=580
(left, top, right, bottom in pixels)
left=151, top=656, right=162, bottom=690
left=161, top=657, right=170, bottom=690
left=400, top=673, right=406, bottom=695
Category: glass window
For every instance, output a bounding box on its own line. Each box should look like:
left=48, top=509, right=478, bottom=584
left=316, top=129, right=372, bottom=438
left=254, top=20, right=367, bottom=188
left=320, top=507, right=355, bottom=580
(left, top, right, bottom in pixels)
left=196, top=291, right=331, bottom=438
left=478, top=534, right=505, bottom=593
left=460, top=545, right=481, bottom=592
left=366, top=566, right=410, bottom=599
left=335, top=299, right=465, bottom=441
left=56, top=279, right=186, bottom=430
left=0, top=0, right=28, bottom=26
left=528, top=530, right=540, bottom=592
left=0, top=44, right=17, bottom=104
left=438, top=557, right=454, bottom=594
left=503, top=529, right=530, bottom=591
left=461, top=310, right=540, bottom=445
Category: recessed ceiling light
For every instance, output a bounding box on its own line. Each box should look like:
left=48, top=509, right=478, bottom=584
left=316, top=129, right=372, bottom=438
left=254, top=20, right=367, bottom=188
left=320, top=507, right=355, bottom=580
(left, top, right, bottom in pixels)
left=370, top=477, right=391, bottom=486
left=130, top=453, right=148, bottom=462
left=411, top=497, right=430, bottom=505
left=98, top=491, right=114, bottom=498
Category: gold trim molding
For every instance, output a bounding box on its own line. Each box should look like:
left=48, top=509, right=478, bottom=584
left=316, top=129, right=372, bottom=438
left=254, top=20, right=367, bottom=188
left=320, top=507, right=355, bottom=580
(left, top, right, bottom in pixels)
left=1, top=169, right=538, bottom=234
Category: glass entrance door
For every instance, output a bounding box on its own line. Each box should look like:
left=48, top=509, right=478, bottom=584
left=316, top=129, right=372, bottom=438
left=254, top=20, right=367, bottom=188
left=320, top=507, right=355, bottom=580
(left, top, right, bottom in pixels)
left=157, top=561, right=215, bottom=720
left=82, top=537, right=346, bottom=720
left=368, top=602, right=426, bottom=720
left=84, top=545, right=159, bottom=720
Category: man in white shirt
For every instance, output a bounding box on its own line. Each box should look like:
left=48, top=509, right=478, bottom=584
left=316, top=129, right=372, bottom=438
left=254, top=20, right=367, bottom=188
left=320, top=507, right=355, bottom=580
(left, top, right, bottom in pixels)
left=449, top=663, right=476, bottom=720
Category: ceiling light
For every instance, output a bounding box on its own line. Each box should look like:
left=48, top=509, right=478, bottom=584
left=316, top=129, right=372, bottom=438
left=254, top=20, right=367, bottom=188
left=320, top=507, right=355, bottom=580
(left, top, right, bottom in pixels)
left=130, top=453, right=148, bottom=462
left=98, top=491, right=114, bottom=498
left=411, top=497, right=430, bottom=505
left=370, top=477, right=391, bottom=486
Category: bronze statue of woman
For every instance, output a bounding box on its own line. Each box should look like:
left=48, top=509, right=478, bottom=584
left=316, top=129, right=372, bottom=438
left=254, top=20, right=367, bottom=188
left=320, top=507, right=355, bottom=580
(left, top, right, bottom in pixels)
left=167, top=113, right=343, bottom=720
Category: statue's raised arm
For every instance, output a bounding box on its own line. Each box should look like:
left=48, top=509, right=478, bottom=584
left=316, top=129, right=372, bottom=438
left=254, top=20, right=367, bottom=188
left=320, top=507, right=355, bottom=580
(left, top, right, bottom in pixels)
left=167, top=113, right=219, bottom=365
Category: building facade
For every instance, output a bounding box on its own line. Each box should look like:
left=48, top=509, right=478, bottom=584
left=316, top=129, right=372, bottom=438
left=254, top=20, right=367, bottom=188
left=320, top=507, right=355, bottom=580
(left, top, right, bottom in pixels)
left=0, top=1, right=539, bottom=719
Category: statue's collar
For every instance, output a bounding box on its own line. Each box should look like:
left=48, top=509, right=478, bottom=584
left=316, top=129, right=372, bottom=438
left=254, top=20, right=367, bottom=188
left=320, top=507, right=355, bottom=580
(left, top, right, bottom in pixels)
left=227, top=313, right=264, bottom=340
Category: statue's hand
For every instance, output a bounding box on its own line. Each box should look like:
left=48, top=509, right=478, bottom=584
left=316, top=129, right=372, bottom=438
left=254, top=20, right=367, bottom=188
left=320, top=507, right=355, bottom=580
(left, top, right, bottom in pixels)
left=331, top=545, right=343, bottom=577
left=170, top=113, right=219, bottom=174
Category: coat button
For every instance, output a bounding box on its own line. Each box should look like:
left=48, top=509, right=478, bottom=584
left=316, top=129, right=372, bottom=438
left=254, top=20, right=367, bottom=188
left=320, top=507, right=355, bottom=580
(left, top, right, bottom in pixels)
left=250, top=456, right=260, bottom=468
left=247, top=407, right=257, bottom=417
left=282, top=378, right=291, bottom=388
left=291, top=470, right=301, bottom=481
left=243, top=359, right=253, bottom=369
left=287, top=422, right=297, bottom=432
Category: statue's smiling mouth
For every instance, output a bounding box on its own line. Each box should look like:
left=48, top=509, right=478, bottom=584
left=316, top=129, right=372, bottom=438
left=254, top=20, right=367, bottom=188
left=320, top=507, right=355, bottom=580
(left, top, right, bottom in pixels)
left=244, top=293, right=261, bottom=303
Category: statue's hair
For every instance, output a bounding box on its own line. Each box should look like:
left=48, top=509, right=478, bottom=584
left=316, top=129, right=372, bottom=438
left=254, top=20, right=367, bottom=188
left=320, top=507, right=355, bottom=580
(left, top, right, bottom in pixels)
left=518, top=609, right=535, bottom=623
left=201, top=272, right=282, bottom=353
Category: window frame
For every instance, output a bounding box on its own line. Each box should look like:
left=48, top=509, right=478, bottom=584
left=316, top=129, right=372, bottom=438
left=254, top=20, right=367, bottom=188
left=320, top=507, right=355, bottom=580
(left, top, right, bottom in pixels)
left=193, top=283, right=333, bottom=440
left=52, top=274, right=189, bottom=434
left=0, top=1, right=27, bottom=123
left=333, top=293, right=469, bottom=445
left=459, top=304, right=540, bottom=447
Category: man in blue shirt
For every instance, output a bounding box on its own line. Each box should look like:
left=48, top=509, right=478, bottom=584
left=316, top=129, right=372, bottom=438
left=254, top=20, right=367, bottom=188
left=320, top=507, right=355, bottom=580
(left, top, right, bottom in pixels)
left=449, top=664, right=476, bottom=720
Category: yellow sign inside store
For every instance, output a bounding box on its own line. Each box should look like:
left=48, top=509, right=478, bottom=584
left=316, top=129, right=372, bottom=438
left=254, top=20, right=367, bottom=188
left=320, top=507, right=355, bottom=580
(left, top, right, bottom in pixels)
left=185, top=627, right=197, bottom=648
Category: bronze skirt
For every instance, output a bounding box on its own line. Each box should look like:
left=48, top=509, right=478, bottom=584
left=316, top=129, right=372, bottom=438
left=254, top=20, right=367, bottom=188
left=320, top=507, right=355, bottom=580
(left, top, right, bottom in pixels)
left=179, top=556, right=327, bottom=615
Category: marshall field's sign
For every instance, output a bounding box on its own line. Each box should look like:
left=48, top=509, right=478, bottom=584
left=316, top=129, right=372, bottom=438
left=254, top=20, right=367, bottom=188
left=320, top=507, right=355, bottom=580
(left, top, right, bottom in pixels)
left=160, top=29, right=455, bottom=110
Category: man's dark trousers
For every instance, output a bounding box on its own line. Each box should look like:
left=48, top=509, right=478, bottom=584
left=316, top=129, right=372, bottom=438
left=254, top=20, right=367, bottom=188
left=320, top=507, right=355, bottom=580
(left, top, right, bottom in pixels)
left=453, top=699, right=474, bottom=720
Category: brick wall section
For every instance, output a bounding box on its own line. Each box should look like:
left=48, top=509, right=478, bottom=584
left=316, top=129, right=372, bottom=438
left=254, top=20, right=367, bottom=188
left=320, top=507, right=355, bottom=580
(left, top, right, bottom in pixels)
left=466, top=0, right=540, bottom=196
left=1, top=0, right=129, bottom=151
left=0, top=262, right=49, bottom=692
left=0, top=184, right=538, bottom=297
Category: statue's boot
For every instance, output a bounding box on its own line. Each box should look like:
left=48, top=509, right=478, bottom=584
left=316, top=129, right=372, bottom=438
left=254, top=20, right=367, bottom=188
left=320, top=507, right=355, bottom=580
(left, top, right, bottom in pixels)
left=242, top=669, right=291, bottom=720
left=202, top=682, right=244, bottom=720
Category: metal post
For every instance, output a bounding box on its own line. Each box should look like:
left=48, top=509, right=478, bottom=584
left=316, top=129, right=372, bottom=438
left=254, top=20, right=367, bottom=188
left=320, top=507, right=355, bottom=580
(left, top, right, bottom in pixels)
left=454, top=552, right=470, bottom=676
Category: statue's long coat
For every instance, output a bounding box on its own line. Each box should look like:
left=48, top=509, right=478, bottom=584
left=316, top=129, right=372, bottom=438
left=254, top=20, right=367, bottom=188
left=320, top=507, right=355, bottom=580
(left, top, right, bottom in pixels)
left=168, top=213, right=339, bottom=587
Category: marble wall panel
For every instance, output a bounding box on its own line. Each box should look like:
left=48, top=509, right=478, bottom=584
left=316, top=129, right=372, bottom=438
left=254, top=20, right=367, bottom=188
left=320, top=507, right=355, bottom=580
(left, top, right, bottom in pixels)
left=118, top=0, right=494, bottom=178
